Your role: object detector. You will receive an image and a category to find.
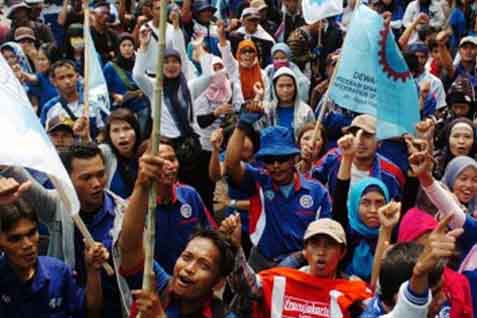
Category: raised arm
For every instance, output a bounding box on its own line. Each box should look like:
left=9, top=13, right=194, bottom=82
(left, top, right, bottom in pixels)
left=133, top=28, right=154, bottom=101
left=209, top=128, right=225, bottom=182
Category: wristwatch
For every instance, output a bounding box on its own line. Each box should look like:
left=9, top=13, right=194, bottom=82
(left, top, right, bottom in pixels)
left=228, top=199, right=237, bottom=210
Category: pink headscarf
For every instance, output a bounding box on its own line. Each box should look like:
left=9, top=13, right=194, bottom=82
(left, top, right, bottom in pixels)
left=205, top=69, right=232, bottom=104
left=397, top=207, right=438, bottom=242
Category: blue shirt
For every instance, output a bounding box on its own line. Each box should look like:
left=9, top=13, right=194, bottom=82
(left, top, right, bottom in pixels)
left=240, top=165, right=332, bottom=261
left=154, top=184, right=216, bottom=274
left=109, top=159, right=138, bottom=199
left=276, top=106, right=294, bottom=132
left=0, top=256, right=85, bottom=318
left=73, top=192, right=121, bottom=318
left=27, top=72, right=58, bottom=115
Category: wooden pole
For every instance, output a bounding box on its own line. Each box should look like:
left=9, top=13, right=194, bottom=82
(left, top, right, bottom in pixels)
left=83, top=2, right=90, bottom=118
left=141, top=0, right=167, bottom=296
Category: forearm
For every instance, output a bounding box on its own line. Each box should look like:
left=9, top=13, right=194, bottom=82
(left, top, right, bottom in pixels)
left=236, top=200, right=250, bottom=210
left=371, top=226, right=392, bottom=289
left=337, top=156, right=352, bottom=180
left=228, top=248, right=263, bottom=299
left=58, top=1, right=68, bottom=26
left=85, top=269, right=102, bottom=317
left=181, top=0, right=193, bottom=24
left=438, top=44, right=454, bottom=77
left=398, top=21, right=417, bottom=49
left=209, top=150, right=223, bottom=182
left=224, top=127, right=246, bottom=182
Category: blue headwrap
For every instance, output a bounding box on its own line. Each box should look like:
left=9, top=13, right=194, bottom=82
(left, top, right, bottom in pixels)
left=442, top=156, right=477, bottom=213
left=346, top=177, right=390, bottom=280
left=271, top=43, right=291, bottom=59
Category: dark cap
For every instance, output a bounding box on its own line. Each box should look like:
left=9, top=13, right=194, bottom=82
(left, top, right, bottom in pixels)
left=46, top=115, right=74, bottom=133
left=14, top=26, right=36, bottom=42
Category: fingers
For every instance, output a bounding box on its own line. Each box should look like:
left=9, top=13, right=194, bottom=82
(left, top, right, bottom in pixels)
left=0, top=177, right=20, bottom=196
left=435, top=213, right=453, bottom=233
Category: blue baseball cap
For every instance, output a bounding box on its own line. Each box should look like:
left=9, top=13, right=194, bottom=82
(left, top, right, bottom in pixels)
left=192, top=0, right=216, bottom=13
left=255, top=126, right=300, bottom=159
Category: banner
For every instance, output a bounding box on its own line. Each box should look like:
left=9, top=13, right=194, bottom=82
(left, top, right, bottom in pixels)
left=302, top=0, right=343, bottom=24
left=0, top=54, right=80, bottom=215
left=329, top=5, right=419, bottom=139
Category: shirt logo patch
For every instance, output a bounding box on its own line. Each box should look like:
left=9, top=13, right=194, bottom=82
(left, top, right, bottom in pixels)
left=265, top=190, right=275, bottom=201
left=299, top=194, right=314, bottom=209
left=1, top=294, right=11, bottom=303
left=49, top=298, right=63, bottom=309
left=180, top=204, right=193, bottom=219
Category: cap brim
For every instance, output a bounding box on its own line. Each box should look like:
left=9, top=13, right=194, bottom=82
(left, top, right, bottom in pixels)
left=47, top=124, right=73, bottom=133
left=304, top=230, right=346, bottom=246
left=255, top=146, right=300, bottom=159
left=460, top=40, right=477, bottom=47
left=15, top=35, right=36, bottom=41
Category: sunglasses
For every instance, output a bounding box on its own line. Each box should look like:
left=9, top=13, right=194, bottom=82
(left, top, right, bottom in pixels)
left=262, top=156, right=293, bottom=164
left=240, top=48, right=256, bottom=55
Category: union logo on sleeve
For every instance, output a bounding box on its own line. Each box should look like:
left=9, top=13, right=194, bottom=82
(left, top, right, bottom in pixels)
left=180, top=204, right=193, bottom=219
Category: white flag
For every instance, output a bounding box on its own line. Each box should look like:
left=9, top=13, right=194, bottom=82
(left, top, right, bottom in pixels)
left=0, top=54, right=80, bottom=215
left=302, top=0, right=343, bottom=24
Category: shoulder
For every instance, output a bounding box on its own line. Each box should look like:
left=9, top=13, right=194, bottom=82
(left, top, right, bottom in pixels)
left=376, top=154, right=405, bottom=185
left=43, top=96, right=61, bottom=110
left=39, top=256, right=71, bottom=276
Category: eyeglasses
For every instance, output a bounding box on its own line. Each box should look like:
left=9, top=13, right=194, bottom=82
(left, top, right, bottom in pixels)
left=240, top=48, right=256, bottom=55
left=262, top=156, right=292, bottom=164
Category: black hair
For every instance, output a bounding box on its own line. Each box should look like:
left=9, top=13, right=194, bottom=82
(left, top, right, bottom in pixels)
left=403, top=52, right=419, bottom=75
left=379, top=242, right=445, bottom=307
left=60, top=142, right=105, bottom=174
left=105, top=108, right=142, bottom=155
left=49, top=59, right=77, bottom=78
left=0, top=198, right=38, bottom=233
left=189, top=229, right=236, bottom=278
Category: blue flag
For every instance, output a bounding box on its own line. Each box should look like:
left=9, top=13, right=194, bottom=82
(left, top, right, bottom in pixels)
left=329, top=5, right=419, bottom=139
left=85, top=27, right=111, bottom=115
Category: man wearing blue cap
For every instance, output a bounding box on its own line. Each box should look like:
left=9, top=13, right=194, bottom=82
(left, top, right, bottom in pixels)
left=224, top=111, right=332, bottom=271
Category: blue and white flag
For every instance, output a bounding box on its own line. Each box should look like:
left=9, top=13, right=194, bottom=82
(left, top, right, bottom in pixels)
left=302, top=0, right=343, bottom=24
left=0, top=54, right=80, bottom=215
left=329, top=5, right=419, bottom=139
left=85, top=27, right=111, bottom=115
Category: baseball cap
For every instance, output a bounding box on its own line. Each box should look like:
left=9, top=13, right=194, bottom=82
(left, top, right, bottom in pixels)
left=241, top=7, right=260, bottom=20
left=255, top=126, right=300, bottom=159
left=192, top=0, right=216, bottom=13
left=343, top=114, right=376, bottom=134
left=14, top=26, right=36, bottom=42
left=459, top=36, right=477, bottom=47
left=304, top=218, right=347, bottom=246
left=250, top=0, right=267, bottom=11
left=447, top=75, right=475, bottom=105
left=46, top=115, right=74, bottom=133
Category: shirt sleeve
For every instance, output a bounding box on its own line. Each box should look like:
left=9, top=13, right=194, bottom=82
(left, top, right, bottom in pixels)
left=228, top=248, right=263, bottom=300
left=62, top=265, right=86, bottom=318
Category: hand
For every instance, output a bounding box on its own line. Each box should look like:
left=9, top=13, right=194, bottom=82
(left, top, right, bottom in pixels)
left=382, top=11, right=392, bottom=26
left=139, top=26, right=152, bottom=49
left=73, top=115, right=90, bottom=141
left=404, top=135, right=429, bottom=155
left=217, top=20, right=226, bottom=41
left=136, top=153, right=167, bottom=188
left=313, top=79, right=329, bottom=95
left=219, top=213, right=242, bottom=249
left=239, top=100, right=264, bottom=125
left=226, top=18, right=241, bottom=32
left=436, top=30, right=450, bottom=45
left=413, top=214, right=463, bottom=277
left=170, top=9, right=180, bottom=29
left=137, top=15, right=149, bottom=27
left=378, top=201, right=401, bottom=229
left=113, top=94, right=124, bottom=105
left=301, top=142, right=313, bottom=162
left=338, top=130, right=361, bottom=159
left=253, top=82, right=264, bottom=100
left=213, top=103, right=233, bottom=117
left=415, top=118, right=434, bottom=140
left=132, top=289, right=166, bottom=318
left=414, top=13, right=429, bottom=25
left=0, top=178, right=32, bottom=205
left=84, top=241, right=110, bottom=271
left=210, top=128, right=224, bottom=151
left=408, top=150, right=433, bottom=177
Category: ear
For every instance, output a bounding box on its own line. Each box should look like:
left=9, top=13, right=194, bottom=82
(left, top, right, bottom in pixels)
left=339, top=246, right=347, bottom=260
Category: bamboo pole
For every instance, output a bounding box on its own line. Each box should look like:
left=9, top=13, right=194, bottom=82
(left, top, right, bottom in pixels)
left=141, top=0, right=167, bottom=295
left=83, top=2, right=90, bottom=118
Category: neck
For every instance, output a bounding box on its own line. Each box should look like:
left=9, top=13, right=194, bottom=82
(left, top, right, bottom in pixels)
left=180, top=294, right=212, bottom=314
left=273, top=173, right=294, bottom=186
left=156, top=183, right=173, bottom=203
left=62, top=91, right=79, bottom=103
left=462, top=60, right=474, bottom=71
left=353, top=156, right=373, bottom=170
left=152, top=18, right=160, bottom=28
left=10, top=261, right=36, bottom=282
left=93, top=22, right=106, bottom=32
left=279, top=99, right=294, bottom=106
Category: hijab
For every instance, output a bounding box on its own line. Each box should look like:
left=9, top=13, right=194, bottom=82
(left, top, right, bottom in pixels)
left=204, top=68, right=232, bottom=104
left=0, top=41, right=32, bottom=73
left=442, top=155, right=477, bottom=214
left=236, top=40, right=263, bottom=100
left=439, top=118, right=477, bottom=173
left=115, top=32, right=136, bottom=72
left=346, top=177, right=390, bottom=281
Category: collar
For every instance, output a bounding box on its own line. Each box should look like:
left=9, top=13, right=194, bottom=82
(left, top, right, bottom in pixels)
left=0, top=256, right=49, bottom=293
left=81, top=192, right=116, bottom=227
left=156, top=183, right=178, bottom=205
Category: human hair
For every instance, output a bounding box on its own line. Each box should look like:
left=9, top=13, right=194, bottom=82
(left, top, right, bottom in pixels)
left=49, top=59, right=76, bottom=78
left=60, top=142, right=105, bottom=174
left=136, top=136, right=177, bottom=157
left=297, top=122, right=328, bottom=158
left=105, top=108, right=142, bottom=157
left=414, top=188, right=439, bottom=216
left=379, top=242, right=445, bottom=307
left=0, top=198, right=38, bottom=233
left=189, top=229, right=236, bottom=278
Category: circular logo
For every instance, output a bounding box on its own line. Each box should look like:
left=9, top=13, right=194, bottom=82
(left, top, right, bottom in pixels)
left=180, top=204, right=192, bottom=218
left=299, top=194, right=314, bottom=209
left=265, top=190, right=275, bottom=201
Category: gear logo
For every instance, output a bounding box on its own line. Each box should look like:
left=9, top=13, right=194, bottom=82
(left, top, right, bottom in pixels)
left=378, top=21, right=412, bottom=82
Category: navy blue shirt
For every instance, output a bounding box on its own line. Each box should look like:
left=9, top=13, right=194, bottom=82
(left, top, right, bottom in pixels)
left=154, top=184, right=216, bottom=274
left=73, top=192, right=121, bottom=318
left=276, top=106, right=294, bottom=131
left=0, top=256, right=85, bottom=318
left=28, top=72, right=58, bottom=115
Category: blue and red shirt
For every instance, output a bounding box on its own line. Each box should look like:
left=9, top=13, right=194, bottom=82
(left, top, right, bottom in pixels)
left=240, top=164, right=332, bottom=261
left=154, top=183, right=217, bottom=274
left=0, top=256, right=85, bottom=318
left=312, top=148, right=405, bottom=200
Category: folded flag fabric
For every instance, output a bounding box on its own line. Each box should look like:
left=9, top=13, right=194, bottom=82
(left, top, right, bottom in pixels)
left=302, top=0, right=343, bottom=24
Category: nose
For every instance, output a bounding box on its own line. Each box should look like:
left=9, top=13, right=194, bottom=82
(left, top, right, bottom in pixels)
left=90, top=177, right=102, bottom=188
left=184, top=260, right=197, bottom=274
left=22, top=236, right=34, bottom=249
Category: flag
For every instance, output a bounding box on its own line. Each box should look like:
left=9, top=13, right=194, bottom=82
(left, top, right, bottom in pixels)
left=302, top=0, right=343, bottom=24
left=328, top=5, right=419, bottom=139
left=85, top=26, right=111, bottom=115
left=0, top=54, right=80, bottom=215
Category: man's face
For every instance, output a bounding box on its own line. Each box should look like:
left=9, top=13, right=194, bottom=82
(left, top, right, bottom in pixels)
left=243, top=16, right=259, bottom=34
left=459, top=43, right=477, bottom=63
left=152, top=1, right=161, bottom=19
left=354, top=130, right=377, bottom=161
left=0, top=219, right=39, bottom=273
left=262, top=156, right=295, bottom=185
left=52, top=65, right=78, bottom=97
left=415, top=52, right=427, bottom=72
left=303, top=234, right=345, bottom=278
left=171, top=237, right=221, bottom=300
left=197, top=9, right=214, bottom=24
left=157, top=144, right=179, bottom=185
left=70, top=155, right=107, bottom=212
left=48, top=128, right=74, bottom=152
left=13, top=8, right=29, bottom=25
left=283, top=0, right=299, bottom=13
left=94, top=6, right=110, bottom=26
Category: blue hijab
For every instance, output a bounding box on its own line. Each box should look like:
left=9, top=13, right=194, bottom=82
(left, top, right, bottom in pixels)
left=346, top=177, right=390, bottom=280
left=442, top=156, right=477, bottom=213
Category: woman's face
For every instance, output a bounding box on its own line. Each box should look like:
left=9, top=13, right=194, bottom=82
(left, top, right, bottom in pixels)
left=300, top=129, right=323, bottom=160
left=275, top=75, right=296, bottom=104
left=273, top=50, right=288, bottom=63
left=163, top=56, right=181, bottom=78
left=2, top=49, right=17, bottom=66
left=238, top=46, right=257, bottom=68
left=35, top=50, right=50, bottom=73
left=109, top=119, right=136, bottom=157
left=358, top=190, right=386, bottom=228
left=119, top=39, right=135, bottom=59
left=449, top=124, right=474, bottom=156
left=453, top=166, right=477, bottom=204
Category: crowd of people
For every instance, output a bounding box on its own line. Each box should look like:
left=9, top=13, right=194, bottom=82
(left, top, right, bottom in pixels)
left=0, top=0, right=477, bottom=316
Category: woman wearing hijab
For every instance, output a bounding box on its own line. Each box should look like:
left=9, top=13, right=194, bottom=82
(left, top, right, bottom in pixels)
left=264, top=43, right=310, bottom=103
left=103, top=33, right=151, bottom=137
left=435, top=118, right=477, bottom=178
left=442, top=156, right=477, bottom=218
left=60, top=23, right=84, bottom=75
left=217, top=20, right=269, bottom=103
